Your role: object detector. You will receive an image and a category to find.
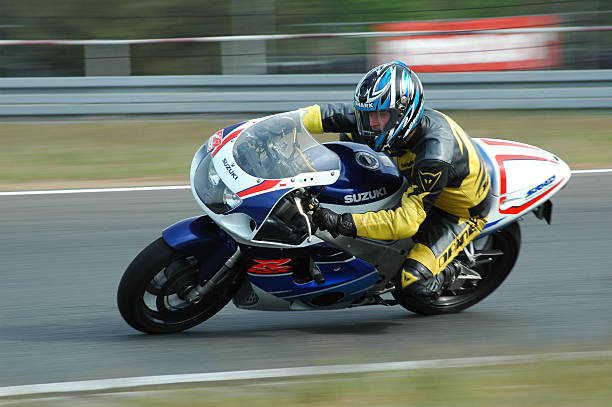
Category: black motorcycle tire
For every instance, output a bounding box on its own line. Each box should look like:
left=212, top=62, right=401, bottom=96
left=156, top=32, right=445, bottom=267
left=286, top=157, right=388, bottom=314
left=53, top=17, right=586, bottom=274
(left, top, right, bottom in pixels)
left=117, top=237, right=243, bottom=334
left=393, top=221, right=521, bottom=315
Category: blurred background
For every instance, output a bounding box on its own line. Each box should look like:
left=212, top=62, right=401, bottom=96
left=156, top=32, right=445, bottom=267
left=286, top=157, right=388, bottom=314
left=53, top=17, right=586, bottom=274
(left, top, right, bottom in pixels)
left=1, top=2, right=612, bottom=405
left=1, top=0, right=610, bottom=77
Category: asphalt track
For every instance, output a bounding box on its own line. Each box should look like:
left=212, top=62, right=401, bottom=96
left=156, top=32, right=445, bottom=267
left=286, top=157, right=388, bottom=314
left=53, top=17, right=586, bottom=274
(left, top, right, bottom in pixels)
left=0, top=173, right=611, bottom=387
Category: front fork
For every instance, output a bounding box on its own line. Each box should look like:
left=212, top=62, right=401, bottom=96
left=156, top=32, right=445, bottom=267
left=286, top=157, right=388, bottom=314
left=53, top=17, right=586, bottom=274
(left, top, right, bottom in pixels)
left=184, top=248, right=242, bottom=304
left=162, top=215, right=241, bottom=294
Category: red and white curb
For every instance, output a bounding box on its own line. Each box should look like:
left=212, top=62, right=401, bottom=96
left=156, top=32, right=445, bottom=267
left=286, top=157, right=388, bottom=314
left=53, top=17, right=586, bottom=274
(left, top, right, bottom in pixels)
left=1, top=351, right=611, bottom=398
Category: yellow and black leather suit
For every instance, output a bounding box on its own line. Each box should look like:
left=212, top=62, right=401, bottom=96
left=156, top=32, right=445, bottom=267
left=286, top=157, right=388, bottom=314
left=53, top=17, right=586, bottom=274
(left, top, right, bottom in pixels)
left=302, top=103, right=492, bottom=303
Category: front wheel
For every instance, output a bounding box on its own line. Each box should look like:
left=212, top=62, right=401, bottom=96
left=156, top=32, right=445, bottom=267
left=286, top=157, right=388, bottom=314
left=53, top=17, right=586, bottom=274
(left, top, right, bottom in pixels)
left=393, top=221, right=521, bottom=315
left=117, top=237, right=243, bottom=334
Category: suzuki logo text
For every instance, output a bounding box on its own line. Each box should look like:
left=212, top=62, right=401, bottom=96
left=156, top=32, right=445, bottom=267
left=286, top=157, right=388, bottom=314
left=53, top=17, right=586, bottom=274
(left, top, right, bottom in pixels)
left=344, top=187, right=388, bottom=204
left=222, top=158, right=239, bottom=180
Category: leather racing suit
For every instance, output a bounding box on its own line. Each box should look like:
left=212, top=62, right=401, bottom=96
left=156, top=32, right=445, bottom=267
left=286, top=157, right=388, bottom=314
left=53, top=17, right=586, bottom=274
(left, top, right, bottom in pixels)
left=301, top=103, right=492, bottom=304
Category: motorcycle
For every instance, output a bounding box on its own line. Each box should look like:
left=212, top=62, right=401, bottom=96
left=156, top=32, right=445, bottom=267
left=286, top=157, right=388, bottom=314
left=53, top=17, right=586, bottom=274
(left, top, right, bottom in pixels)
left=117, top=110, right=571, bottom=334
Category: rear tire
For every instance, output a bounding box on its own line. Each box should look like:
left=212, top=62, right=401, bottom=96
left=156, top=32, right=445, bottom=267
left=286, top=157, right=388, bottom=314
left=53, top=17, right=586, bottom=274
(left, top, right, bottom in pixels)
left=393, top=221, right=521, bottom=315
left=117, top=237, right=243, bottom=334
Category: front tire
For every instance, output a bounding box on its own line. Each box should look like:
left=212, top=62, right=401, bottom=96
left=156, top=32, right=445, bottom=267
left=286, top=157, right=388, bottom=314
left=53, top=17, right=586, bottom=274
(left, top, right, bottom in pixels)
left=393, top=221, right=521, bottom=315
left=117, top=237, right=243, bottom=334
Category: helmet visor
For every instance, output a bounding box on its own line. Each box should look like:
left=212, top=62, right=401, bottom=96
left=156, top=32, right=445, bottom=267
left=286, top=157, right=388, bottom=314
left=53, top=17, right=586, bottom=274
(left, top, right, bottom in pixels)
left=355, top=108, right=400, bottom=150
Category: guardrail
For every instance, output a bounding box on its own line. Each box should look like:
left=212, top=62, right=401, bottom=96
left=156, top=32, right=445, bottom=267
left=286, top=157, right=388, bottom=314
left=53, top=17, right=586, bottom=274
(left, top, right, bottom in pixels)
left=1, top=70, right=611, bottom=116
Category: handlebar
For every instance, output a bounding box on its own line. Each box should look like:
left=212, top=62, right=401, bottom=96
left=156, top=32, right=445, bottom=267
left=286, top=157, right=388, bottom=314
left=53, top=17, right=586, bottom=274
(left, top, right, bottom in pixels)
left=293, top=188, right=341, bottom=239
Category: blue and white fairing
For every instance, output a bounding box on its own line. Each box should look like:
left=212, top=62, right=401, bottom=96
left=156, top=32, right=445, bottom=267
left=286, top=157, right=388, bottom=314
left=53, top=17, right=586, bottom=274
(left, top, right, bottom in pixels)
left=184, top=110, right=406, bottom=310
left=233, top=245, right=379, bottom=311
left=189, top=110, right=341, bottom=248
left=189, top=110, right=405, bottom=248
left=316, top=142, right=405, bottom=212
left=473, top=138, right=572, bottom=235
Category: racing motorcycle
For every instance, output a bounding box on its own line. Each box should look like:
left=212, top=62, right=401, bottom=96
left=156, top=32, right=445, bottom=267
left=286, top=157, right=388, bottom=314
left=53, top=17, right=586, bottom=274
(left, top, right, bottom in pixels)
left=117, top=110, right=571, bottom=334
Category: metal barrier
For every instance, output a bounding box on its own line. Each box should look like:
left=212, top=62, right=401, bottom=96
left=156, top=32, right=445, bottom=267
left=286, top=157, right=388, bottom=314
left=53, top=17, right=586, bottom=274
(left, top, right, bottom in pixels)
left=1, top=70, right=611, bottom=116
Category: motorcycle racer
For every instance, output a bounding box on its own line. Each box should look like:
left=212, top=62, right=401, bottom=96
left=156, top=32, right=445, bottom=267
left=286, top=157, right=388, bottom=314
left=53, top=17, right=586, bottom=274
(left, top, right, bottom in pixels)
left=303, top=61, right=492, bottom=305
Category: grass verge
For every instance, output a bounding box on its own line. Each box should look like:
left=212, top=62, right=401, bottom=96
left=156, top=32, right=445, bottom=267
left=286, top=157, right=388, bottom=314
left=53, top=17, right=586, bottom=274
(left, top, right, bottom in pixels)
left=1, top=110, right=611, bottom=190
left=5, top=356, right=612, bottom=407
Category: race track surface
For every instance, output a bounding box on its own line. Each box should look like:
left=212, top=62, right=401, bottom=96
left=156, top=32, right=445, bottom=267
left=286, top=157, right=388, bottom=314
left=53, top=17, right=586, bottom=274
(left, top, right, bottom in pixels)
left=1, top=173, right=610, bottom=387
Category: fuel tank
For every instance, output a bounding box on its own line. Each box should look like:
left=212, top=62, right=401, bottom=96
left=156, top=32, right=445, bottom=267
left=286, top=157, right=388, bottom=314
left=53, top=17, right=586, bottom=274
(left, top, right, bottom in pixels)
left=316, top=142, right=405, bottom=212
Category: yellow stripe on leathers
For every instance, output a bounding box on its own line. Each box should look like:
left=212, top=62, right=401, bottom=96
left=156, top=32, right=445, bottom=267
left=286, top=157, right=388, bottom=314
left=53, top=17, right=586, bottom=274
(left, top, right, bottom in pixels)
left=433, top=112, right=490, bottom=219
left=352, top=186, right=428, bottom=240
left=400, top=217, right=486, bottom=288
left=418, top=218, right=487, bottom=275
left=435, top=217, right=486, bottom=272
left=299, top=105, right=324, bottom=134
left=406, top=243, right=437, bottom=275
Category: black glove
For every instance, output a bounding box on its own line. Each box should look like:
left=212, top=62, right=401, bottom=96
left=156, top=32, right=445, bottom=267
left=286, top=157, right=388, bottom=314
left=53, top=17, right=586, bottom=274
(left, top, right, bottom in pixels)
left=311, top=207, right=357, bottom=238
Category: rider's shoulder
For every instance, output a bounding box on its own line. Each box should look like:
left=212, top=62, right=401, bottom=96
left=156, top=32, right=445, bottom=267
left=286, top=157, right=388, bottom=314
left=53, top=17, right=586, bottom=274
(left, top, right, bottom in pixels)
left=412, top=109, right=457, bottom=163
left=420, top=109, right=460, bottom=133
left=417, top=110, right=455, bottom=143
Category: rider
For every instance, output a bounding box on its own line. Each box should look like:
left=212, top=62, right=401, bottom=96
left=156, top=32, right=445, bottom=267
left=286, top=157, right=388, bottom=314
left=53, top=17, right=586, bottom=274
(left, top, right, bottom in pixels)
left=302, top=61, right=492, bottom=305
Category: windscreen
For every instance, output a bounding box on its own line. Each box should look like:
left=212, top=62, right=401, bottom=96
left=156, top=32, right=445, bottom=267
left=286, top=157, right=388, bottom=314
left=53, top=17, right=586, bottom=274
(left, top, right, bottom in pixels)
left=232, top=111, right=340, bottom=180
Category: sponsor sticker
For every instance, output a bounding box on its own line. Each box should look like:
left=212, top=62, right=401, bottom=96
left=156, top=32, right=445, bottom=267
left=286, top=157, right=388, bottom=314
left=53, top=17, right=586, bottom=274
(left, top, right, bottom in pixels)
left=418, top=169, right=442, bottom=192
left=356, top=101, right=374, bottom=109
left=207, top=130, right=223, bottom=153
left=526, top=175, right=556, bottom=197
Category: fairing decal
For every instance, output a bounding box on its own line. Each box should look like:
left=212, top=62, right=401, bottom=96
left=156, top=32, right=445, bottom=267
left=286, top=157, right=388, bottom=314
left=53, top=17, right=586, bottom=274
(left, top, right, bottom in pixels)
left=482, top=217, right=505, bottom=229
left=248, top=258, right=292, bottom=274
left=246, top=256, right=377, bottom=303
left=237, top=180, right=282, bottom=198
left=480, top=138, right=541, bottom=151
left=211, top=124, right=247, bottom=157
left=501, top=177, right=565, bottom=215
left=473, top=138, right=571, bottom=233
left=495, top=154, right=564, bottom=214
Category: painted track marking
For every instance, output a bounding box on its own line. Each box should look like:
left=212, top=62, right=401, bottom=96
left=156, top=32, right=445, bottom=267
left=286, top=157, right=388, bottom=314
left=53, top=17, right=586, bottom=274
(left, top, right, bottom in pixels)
left=0, top=169, right=610, bottom=197
left=0, top=185, right=190, bottom=197
left=571, top=168, right=612, bottom=174
left=1, top=351, right=610, bottom=397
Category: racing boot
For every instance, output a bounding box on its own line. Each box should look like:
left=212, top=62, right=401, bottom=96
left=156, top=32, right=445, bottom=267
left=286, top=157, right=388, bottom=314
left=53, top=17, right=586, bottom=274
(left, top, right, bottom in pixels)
left=399, top=260, right=460, bottom=305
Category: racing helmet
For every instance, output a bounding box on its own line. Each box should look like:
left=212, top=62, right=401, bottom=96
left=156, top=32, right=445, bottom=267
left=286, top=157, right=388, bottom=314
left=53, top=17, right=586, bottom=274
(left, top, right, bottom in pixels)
left=354, top=61, right=424, bottom=151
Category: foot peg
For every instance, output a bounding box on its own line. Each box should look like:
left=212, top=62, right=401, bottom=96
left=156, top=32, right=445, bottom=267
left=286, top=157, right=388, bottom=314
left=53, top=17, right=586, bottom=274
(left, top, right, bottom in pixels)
left=311, top=266, right=325, bottom=285
left=292, top=261, right=325, bottom=285
left=446, top=262, right=482, bottom=291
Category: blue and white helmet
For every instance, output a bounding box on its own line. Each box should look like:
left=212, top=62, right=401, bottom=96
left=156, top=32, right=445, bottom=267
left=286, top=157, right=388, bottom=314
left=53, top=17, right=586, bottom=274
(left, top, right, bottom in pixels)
left=353, top=61, right=424, bottom=151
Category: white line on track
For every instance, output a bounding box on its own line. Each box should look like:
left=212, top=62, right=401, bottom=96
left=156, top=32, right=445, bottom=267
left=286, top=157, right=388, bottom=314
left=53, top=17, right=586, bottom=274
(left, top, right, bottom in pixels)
left=0, top=169, right=610, bottom=197
left=0, top=185, right=190, bottom=197
left=571, top=168, right=612, bottom=174
left=1, top=351, right=610, bottom=398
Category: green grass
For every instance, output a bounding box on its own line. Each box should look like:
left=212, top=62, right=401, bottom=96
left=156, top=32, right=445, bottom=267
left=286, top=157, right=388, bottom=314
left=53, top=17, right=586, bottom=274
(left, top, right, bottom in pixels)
left=0, top=119, right=223, bottom=188
left=7, top=357, right=612, bottom=407
left=1, top=110, right=611, bottom=190
left=453, top=110, right=612, bottom=169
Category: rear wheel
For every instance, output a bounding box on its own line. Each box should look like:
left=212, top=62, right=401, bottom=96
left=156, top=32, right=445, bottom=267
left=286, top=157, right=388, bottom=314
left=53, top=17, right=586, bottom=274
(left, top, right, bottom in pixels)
left=393, top=221, right=521, bottom=315
left=117, top=237, right=243, bottom=334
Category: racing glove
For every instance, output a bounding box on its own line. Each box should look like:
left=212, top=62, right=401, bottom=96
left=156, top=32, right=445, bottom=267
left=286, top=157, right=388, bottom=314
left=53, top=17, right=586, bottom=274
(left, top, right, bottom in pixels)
left=312, top=207, right=357, bottom=238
